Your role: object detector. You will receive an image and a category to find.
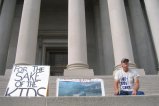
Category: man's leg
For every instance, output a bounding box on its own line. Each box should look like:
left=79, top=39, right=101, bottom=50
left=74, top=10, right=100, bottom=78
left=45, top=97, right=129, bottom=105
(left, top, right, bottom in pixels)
left=127, top=91, right=144, bottom=95
left=119, top=91, right=128, bottom=95
left=136, top=91, right=144, bottom=95
left=119, top=91, right=144, bottom=95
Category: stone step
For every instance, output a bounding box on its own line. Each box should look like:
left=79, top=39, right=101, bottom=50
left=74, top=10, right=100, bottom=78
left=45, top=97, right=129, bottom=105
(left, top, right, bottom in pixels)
left=4, top=69, right=12, bottom=78
left=1, top=75, right=159, bottom=96
left=0, top=95, right=159, bottom=106
left=0, top=76, right=9, bottom=96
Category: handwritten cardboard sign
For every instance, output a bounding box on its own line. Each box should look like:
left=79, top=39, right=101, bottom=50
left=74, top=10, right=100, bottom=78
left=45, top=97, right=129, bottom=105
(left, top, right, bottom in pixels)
left=5, top=65, right=50, bottom=97
left=56, top=79, right=105, bottom=96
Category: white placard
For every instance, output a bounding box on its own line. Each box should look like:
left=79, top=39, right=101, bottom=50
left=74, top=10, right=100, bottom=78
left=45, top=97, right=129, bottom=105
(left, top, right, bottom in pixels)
left=56, top=79, right=105, bottom=96
left=5, top=65, right=50, bottom=97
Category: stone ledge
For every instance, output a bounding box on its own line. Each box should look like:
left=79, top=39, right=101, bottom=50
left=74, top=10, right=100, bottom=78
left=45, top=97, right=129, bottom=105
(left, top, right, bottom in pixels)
left=0, top=95, right=159, bottom=106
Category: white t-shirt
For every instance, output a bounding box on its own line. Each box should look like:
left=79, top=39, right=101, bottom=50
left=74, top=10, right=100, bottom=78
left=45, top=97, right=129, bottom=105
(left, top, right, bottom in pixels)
left=114, top=69, right=140, bottom=91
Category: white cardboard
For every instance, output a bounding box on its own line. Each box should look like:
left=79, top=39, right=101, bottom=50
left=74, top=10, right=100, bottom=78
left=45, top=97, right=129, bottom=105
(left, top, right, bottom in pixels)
left=5, top=65, right=50, bottom=97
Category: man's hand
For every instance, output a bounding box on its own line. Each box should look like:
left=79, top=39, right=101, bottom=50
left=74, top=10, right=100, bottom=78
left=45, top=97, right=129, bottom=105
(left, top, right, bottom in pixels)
left=132, top=90, right=137, bottom=95
left=114, top=90, right=119, bottom=95
left=114, top=80, right=119, bottom=95
left=132, top=79, right=139, bottom=95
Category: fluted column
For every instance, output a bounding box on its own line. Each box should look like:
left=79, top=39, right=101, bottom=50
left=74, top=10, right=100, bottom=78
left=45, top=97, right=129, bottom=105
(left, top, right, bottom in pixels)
left=144, top=0, right=159, bottom=68
left=65, top=0, right=93, bottom=76
left=107, top=0, right=136, bottom=69
left=0, top=0, right=16, bottom=75
left=15, top=0, right=41, bottom=65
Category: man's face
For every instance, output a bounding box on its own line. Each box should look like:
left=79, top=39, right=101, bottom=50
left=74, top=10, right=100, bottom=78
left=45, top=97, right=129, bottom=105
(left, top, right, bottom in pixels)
left=121, top=62, right=129, bottom=72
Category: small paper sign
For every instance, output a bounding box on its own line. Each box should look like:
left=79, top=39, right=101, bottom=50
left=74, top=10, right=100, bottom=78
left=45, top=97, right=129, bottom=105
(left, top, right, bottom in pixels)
left=5, top=65, right=50, bottom=97
left=56, top=79, right=105, bottom=96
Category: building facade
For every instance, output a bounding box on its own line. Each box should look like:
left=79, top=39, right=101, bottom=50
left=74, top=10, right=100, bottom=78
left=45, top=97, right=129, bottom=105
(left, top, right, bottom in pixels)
left=0, top=0, right=158, bottom=76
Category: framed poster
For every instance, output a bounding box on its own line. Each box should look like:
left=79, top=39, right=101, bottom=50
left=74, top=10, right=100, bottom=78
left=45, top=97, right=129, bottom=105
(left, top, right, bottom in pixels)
left=5, top=65, right=50, bottom=97
left=56, top=79, right=105, bottom=96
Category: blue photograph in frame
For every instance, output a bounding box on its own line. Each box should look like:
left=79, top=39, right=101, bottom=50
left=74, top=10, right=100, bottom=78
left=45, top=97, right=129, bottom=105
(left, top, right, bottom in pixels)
left=56, top=79, right=105, bottom=96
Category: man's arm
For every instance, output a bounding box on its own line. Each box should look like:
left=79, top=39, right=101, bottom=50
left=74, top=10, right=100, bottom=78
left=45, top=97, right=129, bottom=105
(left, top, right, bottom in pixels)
left=114, top=80, right=119, bottom=95
left=132, top=79, right=139, bottom=95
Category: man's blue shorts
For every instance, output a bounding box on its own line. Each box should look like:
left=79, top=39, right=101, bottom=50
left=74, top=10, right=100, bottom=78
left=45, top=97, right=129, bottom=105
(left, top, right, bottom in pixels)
left=119, top=90, right=144, bottom=95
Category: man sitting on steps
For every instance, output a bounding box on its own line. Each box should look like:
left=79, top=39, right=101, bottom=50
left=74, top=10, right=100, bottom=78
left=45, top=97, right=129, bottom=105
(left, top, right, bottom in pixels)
left=114, top=58, right=144, bottom=95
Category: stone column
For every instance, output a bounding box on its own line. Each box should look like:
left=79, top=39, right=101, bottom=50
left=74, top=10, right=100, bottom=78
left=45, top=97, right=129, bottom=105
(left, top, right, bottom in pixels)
left=99, top=0, right=115, bottom=74
left=0, top=0, right=2, bottom=6
left=144, top=0, right=159, bottom=69
left=127, top=0, right=157, bottom=74
left=0, top=0, right=16, bottom=75
left=107, top=0, right=136, bottom=69
left=64, top=0, right=94, bottom=76
left=15, top=0, right=41, bottom=65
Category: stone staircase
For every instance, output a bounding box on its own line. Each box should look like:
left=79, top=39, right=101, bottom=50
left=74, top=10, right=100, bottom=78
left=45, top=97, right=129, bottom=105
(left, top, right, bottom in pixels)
left=48, top=75, right=159, bottom=96
left=0, top=69, right=159, bottom=106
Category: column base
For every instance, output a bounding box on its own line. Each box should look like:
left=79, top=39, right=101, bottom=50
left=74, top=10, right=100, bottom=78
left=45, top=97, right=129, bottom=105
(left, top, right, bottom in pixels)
left=64, top=63, right=94, bottom=76
left=114, top=63, right=137, bottom=70
left=64, top=68, right=94, bottom=76
left=113, top=62, right=145, bottom=76
left=67, top=63, right=89, bottom=70
left=113, top=68, right=145, bottom=76
left=113, top=63, right=137, bottom=76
